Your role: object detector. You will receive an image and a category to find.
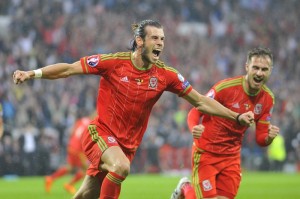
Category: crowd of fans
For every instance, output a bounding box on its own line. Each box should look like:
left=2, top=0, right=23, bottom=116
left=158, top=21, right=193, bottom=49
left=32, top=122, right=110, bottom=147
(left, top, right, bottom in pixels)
left=0, top=0, right=299, bottom=176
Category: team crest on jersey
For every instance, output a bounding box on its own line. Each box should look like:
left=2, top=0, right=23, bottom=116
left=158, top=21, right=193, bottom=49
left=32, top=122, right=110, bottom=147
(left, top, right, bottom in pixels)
left=202, top=180, right=212, bottom=191
left=108, top=136, right=116, bottom=143
left=254, top=104, right=263, bottom=114
left=87, top=55, right=99, bottom=67
left=149, top=77, right=158, bottom=89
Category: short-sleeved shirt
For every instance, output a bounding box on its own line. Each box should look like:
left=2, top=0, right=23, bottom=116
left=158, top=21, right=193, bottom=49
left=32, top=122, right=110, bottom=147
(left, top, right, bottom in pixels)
left=80, top=52, right=192, bottom=151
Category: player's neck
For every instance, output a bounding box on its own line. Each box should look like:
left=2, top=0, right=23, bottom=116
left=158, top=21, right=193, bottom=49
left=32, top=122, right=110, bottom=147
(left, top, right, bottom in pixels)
left=132, top=51, right=152, bottom=70
left=243, top=75, right=261, bottom=96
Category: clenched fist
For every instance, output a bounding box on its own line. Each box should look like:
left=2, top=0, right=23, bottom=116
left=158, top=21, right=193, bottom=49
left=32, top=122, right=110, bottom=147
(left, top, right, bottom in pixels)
left=266, top=124, right=280, bottom=144
left=13, top=70, right=31, bottom=84
left=237, top=111, right=255, bottom=126
left=191, top=124, right=205, bottom=139
left=268, top=124, right=280, bottom=139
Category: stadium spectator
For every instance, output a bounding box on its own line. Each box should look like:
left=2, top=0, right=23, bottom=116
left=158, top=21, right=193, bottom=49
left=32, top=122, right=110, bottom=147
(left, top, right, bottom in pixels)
left=171, top=47, right=280, bottom=199
left=0, top=102, right=3, bottom=139
left=12, top=19, right=253, bottom=199
left=0, top=135, right=22, bottom=175
left=45, top=115, right=92, bottom=195
left=268, top=133, right=286, bottom=171
left=18, top=123, right=39, bottom=176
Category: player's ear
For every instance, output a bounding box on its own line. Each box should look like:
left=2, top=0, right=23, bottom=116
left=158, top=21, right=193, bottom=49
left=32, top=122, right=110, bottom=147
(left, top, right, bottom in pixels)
left=136, top=36, right=143, bottom=48
left=245, top=62, right=249, bottom=72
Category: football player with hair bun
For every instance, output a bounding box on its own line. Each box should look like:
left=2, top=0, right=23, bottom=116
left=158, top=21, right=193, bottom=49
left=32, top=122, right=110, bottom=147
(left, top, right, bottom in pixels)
left=13, top=19, right=254, bottom=199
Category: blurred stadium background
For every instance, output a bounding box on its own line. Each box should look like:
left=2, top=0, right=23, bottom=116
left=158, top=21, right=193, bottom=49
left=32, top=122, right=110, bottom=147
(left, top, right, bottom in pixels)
left=0, top=0, right=299, bottom=193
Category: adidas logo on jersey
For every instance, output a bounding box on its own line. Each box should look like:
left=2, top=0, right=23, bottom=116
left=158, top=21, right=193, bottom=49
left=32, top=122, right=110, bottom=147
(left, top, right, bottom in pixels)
left=232, top=103, right=240, bottom=108
left=120, top=76, right=129, bottom=82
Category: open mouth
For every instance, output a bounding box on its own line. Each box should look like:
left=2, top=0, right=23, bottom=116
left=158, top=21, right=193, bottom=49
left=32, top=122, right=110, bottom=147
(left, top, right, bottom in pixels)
left=253, top=77, right=263, bottom=84
left=152, top=49, right=161, bottom=57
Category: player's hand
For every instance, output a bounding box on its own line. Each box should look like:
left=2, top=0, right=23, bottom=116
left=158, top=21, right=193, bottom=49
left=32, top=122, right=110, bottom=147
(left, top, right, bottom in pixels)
left=237, top=111, right=254, bottom=126
left=268, top=124, right=280, bottom=139
left=191, top=124, right=205, bottom=139
left=13, top=70, right=31, bottom=84
left=265, top=124, right=280, bottom=144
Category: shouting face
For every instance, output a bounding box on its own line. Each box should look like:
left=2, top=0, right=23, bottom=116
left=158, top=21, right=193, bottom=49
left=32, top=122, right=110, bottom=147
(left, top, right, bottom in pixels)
left=140, top=26, right=164, bottom=64
left=245, top=55, right=272, bottom=94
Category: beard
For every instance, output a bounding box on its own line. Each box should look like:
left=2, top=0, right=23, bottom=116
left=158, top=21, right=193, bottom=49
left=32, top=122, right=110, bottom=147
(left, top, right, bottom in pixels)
left=141, top=46, right=154, bottom=64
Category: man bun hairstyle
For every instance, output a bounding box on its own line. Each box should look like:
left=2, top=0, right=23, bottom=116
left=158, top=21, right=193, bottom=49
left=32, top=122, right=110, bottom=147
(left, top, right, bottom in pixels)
left=129, top=19, right=162, bottom=51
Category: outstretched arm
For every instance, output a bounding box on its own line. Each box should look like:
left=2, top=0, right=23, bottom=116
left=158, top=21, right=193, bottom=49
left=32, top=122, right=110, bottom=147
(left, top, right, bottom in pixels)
left=183, top=89, right=254, bottom=125
left=13, top=61, right=83, bottom=84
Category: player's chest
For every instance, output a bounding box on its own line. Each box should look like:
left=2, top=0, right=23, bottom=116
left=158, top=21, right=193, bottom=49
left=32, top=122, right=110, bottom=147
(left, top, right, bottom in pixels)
left=223, top=91, right=265, bottom=117
left=109, top=67, right=166, bottom=99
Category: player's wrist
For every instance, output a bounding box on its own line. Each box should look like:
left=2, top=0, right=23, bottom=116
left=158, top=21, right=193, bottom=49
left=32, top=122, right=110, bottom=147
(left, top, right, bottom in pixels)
left=265, top=136, right=274, bottom=145
left=33, top=69, right=43, bottom=78
left=236, top=113, right=242, bottom=125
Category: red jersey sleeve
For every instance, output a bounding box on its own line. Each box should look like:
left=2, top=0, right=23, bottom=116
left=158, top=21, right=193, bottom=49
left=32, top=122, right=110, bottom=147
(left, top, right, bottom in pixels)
left=165, top=70, right=192, bottom=97
left=255, top=122, right=269, bottom=146
left=80, top=54, right=117, bottom=76
left=255, top=102, right=274, bottom=147
left=187, top=107, right=202, bottom=132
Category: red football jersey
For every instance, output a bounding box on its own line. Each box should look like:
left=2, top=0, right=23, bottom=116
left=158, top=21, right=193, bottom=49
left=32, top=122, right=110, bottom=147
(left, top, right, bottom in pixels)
left=80, top=52, right=192, bottom=151
left=68, top=117, right=91, bottom=152
left=189, top=76, right=275, bottom=155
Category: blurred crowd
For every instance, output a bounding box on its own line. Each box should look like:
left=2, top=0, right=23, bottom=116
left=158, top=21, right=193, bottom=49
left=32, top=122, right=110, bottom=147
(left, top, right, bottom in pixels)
left=0, top=0, right=299, bottom=176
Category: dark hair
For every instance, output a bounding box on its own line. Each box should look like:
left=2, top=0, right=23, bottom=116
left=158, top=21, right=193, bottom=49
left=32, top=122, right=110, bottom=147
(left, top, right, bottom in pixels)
left=246, top=47, right=274, bottom=66
left=129, top=19, right=163, bottom=51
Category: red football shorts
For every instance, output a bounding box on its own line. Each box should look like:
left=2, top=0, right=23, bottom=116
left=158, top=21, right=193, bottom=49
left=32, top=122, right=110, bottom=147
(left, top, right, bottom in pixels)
left=81, top=124, right=136, bottom=177
left=191, top=144, right=241, bottom=199
left=67, top=150, right=86, bottom=167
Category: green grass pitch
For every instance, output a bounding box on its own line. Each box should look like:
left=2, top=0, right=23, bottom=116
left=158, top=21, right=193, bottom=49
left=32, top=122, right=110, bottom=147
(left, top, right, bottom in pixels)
left=0, top=172, right=299, bottom=199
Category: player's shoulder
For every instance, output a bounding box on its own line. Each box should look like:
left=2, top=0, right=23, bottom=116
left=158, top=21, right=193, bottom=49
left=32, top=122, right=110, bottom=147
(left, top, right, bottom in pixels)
left=101, top=51, right=131, bottom=60
left=155, top=60, right=179, bottom=74
left=261, top=84, right=275, bottom=103
left=214, top=76, right=243, bottom=92
left=80, top=117, right=92, bottom=124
